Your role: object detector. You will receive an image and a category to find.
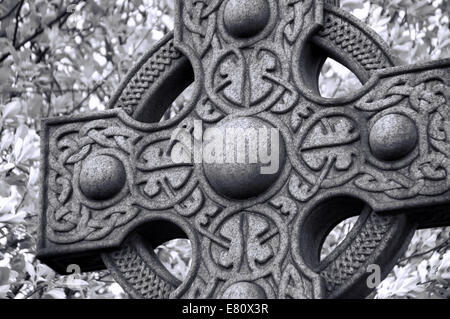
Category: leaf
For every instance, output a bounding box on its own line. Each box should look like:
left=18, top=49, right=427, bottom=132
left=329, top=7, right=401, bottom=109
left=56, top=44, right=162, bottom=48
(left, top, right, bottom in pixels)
left=0, top=285, right=10, bottom=299
left=10, top=254, right=26, bottom=273
left=341, top=0, right=364, bottom=11
left=2, top=100, right=22, bottom=120
left=109, top=283, right=125, bottom=297
left=0, top=196, right=18, bottom=216
left=0, top=268, right=10, bottom=285
left=0, top=163, right=15, bottom=174
left=36, top=264, right=55, bottom=282
left=42, top=288, right=66, bottom=299
left=61, top=278, right=89, bottom=290
left=25, top=260, right=36, bottom=281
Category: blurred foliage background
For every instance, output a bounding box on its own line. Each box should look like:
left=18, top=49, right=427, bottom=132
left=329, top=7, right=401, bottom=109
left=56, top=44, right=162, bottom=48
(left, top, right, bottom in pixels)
left=0, top=0, right=449, bottom=299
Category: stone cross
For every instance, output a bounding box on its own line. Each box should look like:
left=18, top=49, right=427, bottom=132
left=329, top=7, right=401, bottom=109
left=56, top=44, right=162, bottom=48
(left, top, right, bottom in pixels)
left=38, top=0, right=450, bottom=298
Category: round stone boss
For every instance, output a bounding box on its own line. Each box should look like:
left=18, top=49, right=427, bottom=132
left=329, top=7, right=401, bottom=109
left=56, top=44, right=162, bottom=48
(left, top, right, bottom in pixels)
left=99, top=3, right=417, bottom=300
left=79, top=154, right=126, bottom=201
left=217, top=0, right=278, bottom=47
left=222, top=281, right=267, bottom=299
left=202, top=116, right=286, bottom=200
left=223, top=0, right=271, bottom=38
left=369, top=114, right=418, bottom=162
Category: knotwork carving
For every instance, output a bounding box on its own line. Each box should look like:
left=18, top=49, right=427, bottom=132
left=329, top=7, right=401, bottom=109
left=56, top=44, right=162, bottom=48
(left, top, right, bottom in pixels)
left=102, top=234, right=180, bottom=299
left=318, top=10, right=392, bottom=72
left=279, top=0, right=314, bottom=44
left=320, top=211, right=393, bottom=295
left=38, top=0, right=450, bottom=299
left=46, top=113, right=195, bottom=244
left=113, top=39, right=184, bottom=116
left=288, top=67, right=450, bottom=204
left=47, top=118, right=139, bottom=243
left=355, top=72, right=450, bottom=200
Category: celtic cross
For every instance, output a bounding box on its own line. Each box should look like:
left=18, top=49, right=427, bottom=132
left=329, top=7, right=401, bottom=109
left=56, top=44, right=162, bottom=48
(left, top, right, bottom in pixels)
left=38, top=0, right=450, bottom=298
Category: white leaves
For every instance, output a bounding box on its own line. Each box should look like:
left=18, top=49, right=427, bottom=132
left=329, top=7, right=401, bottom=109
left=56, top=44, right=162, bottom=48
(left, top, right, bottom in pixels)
left=0, top=267, right=20, bottom=298
left=27, top=166, right=40, bottom=188
left=59, top=277, right=89, bottom=290
left=417, top=259, right=429, bottom=283
left=155, top=239, right=192, bottom=282
left=53, top=94, right=72, bottom=114
left=0, top=285, right=10, bottom=299
left=0, top=193, right=18, bottom=216
left=0, top=186, right=28, bottom=224
left=109, top=283, right=125, bottom=297
left=0, top=267, right=10, bottom=285
left=341, top=0, right=364, bottom=11
left=376, top=228, right=450, bottom=299
left=161, top=14, right=174, bottom=30
left=35, top=264, right=55, bottom=283
left=0, top=163, right=15, bottom=174
left=379, top=265, right=427, bottom=298
left=0, top=211, right=27, bottom=225
left=2, top=100, right=22, bottom=121
left=42, top=288, right=66, bottom=299
left=437, top=27, right=450, bottom=49
left=438, top=251, right=450, bottom=280
left=10, top=124, right=40, bottom=165
left=422, top=231, right=439, bottom=251
left=13, top=135, right=24, bottom=164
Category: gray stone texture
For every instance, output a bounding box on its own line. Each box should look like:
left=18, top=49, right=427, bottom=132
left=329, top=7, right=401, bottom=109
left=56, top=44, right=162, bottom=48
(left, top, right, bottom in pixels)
left=38, top=0, right=450, bottom=299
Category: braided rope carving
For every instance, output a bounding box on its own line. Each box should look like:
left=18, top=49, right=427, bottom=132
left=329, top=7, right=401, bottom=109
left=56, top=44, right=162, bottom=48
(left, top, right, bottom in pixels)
left=324, top=0, right=340, bottom=6
left=320, top=212, right=392, bottom=294
left=318, top=11, right=391, bottom=72
left=115, top=39, right=182, bottom=115
left=103, top=238, right=176, bottom=299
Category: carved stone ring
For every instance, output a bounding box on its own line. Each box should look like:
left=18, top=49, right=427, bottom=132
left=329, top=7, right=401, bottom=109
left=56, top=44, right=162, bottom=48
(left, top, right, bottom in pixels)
left=38, top=0, right=450, bottom=298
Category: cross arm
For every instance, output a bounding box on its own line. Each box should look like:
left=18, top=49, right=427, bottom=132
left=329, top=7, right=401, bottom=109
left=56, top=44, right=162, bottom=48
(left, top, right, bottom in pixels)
left=38, top=109, right=197, bottom=272
left=290, top=59, right=450, bottom=225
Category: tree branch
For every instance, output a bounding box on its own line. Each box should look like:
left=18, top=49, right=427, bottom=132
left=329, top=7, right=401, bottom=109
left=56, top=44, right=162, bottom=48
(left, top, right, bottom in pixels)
left=0, top=0, right=83, bottom=64
left=0, top=1, right=22, bottom=21
left=13, top=0, right=25, bottom=47
left=67, top=68, right=117, bottom=114
left=398, top=239, right=450, bottom=264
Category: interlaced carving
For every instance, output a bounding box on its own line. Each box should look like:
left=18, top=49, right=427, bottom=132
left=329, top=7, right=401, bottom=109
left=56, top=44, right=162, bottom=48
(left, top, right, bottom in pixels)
left=46, top=115, right=194, bottom=244
left=355, top=74, right=450, bottom=200
left=47, top=119, right=140, bottom=244
left=115, top=39, right=182, bottom=115
left=320, top=212, right=392, bottom=294
left=103, top=238, right=176, bottom=299
left=38, top=0, right=450, bottom=300
left=279, top=0, right=314, bottom=44
left=318, top=10, right=391, bottom=72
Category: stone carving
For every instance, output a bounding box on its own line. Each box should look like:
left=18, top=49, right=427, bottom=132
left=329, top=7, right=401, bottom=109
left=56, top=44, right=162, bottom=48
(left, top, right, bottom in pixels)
left=38, top=0, right=450, bottom=299
left=44, top=112, right=196, bottom=244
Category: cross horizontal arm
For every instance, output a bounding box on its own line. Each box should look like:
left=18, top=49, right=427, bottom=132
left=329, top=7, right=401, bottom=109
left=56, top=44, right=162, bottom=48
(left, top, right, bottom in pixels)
left=290, top=59, right=450, bottom=224
left=38, top=109, right=197, bottom=271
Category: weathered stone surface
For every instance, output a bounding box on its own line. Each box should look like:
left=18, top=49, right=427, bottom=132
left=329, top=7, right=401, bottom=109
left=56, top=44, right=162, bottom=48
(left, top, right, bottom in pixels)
left=222, top=282, right=267, bottom=299
left=202, top=117, right=286, bottom=200
left=38, top=0, right=450, bottom=299
left=79, top=154, right=126, bottom=200
left=369, top=114, right=418, bottom=161
left=223, top=0, right=271, bottom=38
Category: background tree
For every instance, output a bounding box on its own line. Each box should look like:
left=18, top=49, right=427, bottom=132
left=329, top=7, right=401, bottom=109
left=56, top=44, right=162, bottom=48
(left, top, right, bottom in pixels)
left=0, top=0, right=448, bottom=299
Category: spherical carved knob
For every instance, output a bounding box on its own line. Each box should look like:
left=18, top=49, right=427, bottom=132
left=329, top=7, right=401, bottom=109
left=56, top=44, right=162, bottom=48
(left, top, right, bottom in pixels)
left=223, top=0, right=270, bottom=38
left=203, top=117, right=285, bottom=200
left=79, top=155, right=126, bottom=200
left=222, top=282, right=267, bottom=299
left=369, top=114, right=418, bottom=161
